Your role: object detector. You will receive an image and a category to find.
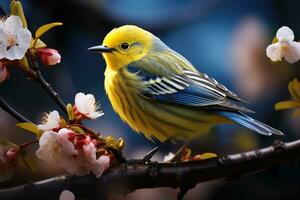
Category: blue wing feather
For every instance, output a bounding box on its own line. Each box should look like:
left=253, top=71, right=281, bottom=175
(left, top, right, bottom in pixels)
left=127, top=65, right=224, bottom=106
left=154, top=84, right=224, bottom=106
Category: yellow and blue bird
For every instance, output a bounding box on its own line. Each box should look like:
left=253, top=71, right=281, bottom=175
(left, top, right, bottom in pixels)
left=88, top=25, right=283, bottom=145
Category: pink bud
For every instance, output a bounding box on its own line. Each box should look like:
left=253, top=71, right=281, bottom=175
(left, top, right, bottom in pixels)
left=5, top=148, right=18, bottom=162
left=0, top=62, right=8, bottom=83
left=36, top=48, right=61, bottom=66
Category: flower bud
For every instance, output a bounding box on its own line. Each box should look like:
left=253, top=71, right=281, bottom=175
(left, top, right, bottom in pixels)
left=36, top=48, right=61, bottom=66
left=0, top=63, right=8, bottom=83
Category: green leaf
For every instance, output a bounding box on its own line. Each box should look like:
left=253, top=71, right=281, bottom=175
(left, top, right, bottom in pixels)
left=16, top=122, right=40, bottom=136
left=199, top=152, right=218, bottom=160
left=31, top=38, right=47, bottom=48
left=272, top=37, right=279, bottom=44
left=10, top=1, right=28, bottom=28
left=289, top=79, right=300, bottom=102
left=274, top=101, right=300, bottom=110
left=0, top=140, right=19, bottom=149
left=19, top=56, right=30, bottom=71
left=67, top=103, right=75, bottom=120
left=35, top=22, right=63, bottom=39
left=19, top=150, right=37, bottom=172
left=69, top=126, right=85, bottom=134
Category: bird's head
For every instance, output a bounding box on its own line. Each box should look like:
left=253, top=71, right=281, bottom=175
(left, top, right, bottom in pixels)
left=88, top=25, right=161, bottom=70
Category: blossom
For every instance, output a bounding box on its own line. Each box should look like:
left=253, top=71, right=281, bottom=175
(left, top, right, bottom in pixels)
left=59, top=190, right=75, bottom=200
left=36, top=48, right=61, bottom=66
left=163, top=152, right=175, bottom=162
left=0, top=148, right=14, bottom=183
left=75, top=92, right=103, bottom=119
left=37, top=110, right=60, bottom=131
left=36, top=128, right=78, bottom=173
left=0, top=16, right=31, bottom=60
left=0, top=62, right=8, bottom=83
left=36, top=129, right=110, bottom=177
left=83, top=142, right=110, bottom=177
left=266, top=26, right=300, bottom=63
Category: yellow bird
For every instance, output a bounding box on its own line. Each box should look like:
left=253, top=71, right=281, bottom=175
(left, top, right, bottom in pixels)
left=88, top=25, right=282, bottom=146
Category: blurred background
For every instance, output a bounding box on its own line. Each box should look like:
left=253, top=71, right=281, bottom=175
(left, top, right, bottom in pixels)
left=1, top=0, right=300, bottom=199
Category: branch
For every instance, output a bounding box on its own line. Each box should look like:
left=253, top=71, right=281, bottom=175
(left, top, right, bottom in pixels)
left=26, top=53, right=67, bottom=114
left=0, top=97, right=31, bottom=123
left=0, top=139, right=300, bottom=200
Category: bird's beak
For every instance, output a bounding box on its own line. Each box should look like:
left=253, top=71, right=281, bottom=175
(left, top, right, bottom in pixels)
left=87, top=45, right=114, bottom=53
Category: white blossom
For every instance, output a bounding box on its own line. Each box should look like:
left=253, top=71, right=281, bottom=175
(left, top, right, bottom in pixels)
left=0, top=16, right=31, bottom=60
left=36, top=128, right=79, bottom=174
left=0, top=148, right=13, bottom=183
left=37, top=110, right=60, bottom=131
left=59, top=190, right=75, bottom=200
left=266, top=26, right=300, bottom=63
left=163, top=152, right=175, bottom=162
left=75, top=92, right=103, bottom=119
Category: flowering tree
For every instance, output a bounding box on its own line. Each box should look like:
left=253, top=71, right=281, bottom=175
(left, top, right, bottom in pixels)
left=1, top=1, right=300, bottom=200
left=0, top=0, right=123, bottom=186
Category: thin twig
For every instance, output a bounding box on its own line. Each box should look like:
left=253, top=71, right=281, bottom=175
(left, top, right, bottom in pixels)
left=26, top=53, right=67, bottom=114
left=0, top=139, right=299, bottom=200
left=0, top=97, right=31, bottom=123
left=19, top=140, right=39, bottom=150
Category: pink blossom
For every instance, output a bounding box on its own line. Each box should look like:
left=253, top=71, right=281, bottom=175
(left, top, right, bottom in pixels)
left=83, top=142, right=110, bottom=177
left=36, top=48, right=61, bottom=66
left=36, top=128, right=110, bottom=177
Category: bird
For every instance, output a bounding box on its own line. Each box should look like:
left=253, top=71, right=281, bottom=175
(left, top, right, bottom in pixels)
left=88, top=25, right=283, bottom=153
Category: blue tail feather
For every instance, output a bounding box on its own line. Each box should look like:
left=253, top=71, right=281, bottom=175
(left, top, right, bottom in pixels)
left=218, top=111, right=284, bottom=136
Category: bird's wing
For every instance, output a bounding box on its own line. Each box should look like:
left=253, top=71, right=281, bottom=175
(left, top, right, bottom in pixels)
left=182, top=69, right=246, bottom=102
left=126, top=58, right=252, bottom=113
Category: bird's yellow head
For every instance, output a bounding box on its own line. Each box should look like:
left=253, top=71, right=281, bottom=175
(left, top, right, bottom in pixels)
left=88, top=25, right=156, bottom=71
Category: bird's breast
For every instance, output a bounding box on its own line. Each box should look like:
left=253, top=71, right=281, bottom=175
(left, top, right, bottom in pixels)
left=104, top=68, right=144, bottom=131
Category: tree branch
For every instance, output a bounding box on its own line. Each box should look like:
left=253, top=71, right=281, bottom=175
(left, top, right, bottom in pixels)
left=26, top=53, right=67, bottom=114
left=0, top=139, right=299, bottom=200
left=0, top=97, right=31, bottom=123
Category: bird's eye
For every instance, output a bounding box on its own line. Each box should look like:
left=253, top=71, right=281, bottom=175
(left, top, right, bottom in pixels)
left=121, top=42, right=130, bottom=50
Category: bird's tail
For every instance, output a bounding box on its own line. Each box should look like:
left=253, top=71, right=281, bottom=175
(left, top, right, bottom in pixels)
left=218, top=111, right=284, bottom=136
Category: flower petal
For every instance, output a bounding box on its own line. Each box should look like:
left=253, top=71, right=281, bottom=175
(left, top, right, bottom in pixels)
left=75, top=92, right=88, bottom=114
left=59, top=190, right=75, bottom=200
left=83, top=142, right=96, bottom=160
left=276, top=26, right=294, bottom=41
left=57, top=129, right=78, bottom=155
left=266, top=43, right=283, bottom=62
left=6, top=46, right=27, bottom=60
left=16, top=28, right=31, bottom=48
left=92, top=155, right=110, bottom=178
left=284, top=41, right=300, bottom=63
left=5, top=16, right=23, bottom=35
left=37, top=110, right=60, bottom=131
